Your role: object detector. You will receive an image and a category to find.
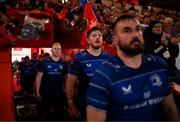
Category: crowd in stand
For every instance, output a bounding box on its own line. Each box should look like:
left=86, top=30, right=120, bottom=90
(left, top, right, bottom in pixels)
left=9, top=0, right=180, bottom=78
left=3, top=0, right=180, bottom=121
left=1, top=0, right=179, bottom=36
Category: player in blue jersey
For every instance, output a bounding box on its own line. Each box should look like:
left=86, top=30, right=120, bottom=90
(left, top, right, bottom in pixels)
left=30, top=52, right=40, bottom=86
left=35, top=42, right=68, bottom=120
left=19, top=56, right=34, bottom=99
left=65, top=26, right=111, bottom=120
left=87, top=14, right=180, bottom=121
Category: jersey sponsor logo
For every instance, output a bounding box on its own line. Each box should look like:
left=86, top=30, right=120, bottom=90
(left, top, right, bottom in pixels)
left=48, top=65, right=52, bottom=69
left=86, top=63, right=92, bottom=67
left=144, top=91, right=151, bottom=99
left=150, top=74, right=162, bottom=87
left=147, top=57, right=152, bottom=61
left=121, top=85, right=132, bottom=94
left=124, top=97, right=163, bottom=110
left=116, top=65, right=120, bottom=69
left=48, top=72, right=61, bottom=75
left=59, top=65, right=63, bottom=69
left=87, top=73, right=94, bottom=77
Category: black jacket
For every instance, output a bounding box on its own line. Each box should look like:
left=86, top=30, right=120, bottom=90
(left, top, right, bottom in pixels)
left=144, top=29, right=179, bottom=78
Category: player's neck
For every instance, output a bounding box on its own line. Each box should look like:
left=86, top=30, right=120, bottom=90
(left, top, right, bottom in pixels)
left=117, top=50, right=142, bottom=69
left=51, top=56, right=60, bottom=61
left=87, top=47, right=102, bottom=56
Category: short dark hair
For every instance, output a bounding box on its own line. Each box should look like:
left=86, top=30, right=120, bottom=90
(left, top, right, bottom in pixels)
left=111, top=14, right=136, bottom=32
left=87, top=26, right=102, bottom=38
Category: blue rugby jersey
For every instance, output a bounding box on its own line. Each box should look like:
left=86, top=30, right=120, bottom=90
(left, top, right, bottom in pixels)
left=30, top=59, right=40, bottom=80
left=30, top=59, right=40, bottom=73
left=69, top=49, right=111, bottom=109
left=38, top=57, right=68, bottom=98
left=87, top=54, right=171, bottom=121
left=19, top=62, right=34, bottom=81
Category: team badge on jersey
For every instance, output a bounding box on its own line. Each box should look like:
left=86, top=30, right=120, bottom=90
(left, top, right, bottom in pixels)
left=121, top=85, right=132, bottom=94
left=59, top=65, right=63, bottom=69
left=150, top=74, right=162, bottom=87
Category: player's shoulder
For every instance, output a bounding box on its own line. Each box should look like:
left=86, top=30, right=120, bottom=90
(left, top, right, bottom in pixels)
left=101, top=50, right=112, bottom=56
left=74, top=50, right=87, bottom=58
left=143, top=54, right=167, bottom=68
left=97, top=56, right=121, bottom=73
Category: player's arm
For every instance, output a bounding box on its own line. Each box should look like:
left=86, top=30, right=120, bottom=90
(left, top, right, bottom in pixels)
left=65, top=73, right=77, bottom=102
left=87, top=105, right=106, bottom=121
left=65, top=73, right=80, bottom=118
left=35, top=72, right=43, bottom=101
left=162, top=93, right=180, bottom=120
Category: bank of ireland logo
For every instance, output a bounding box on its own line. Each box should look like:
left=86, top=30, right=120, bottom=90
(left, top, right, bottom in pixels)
left=121, top=85, right=132, bottom=94
left=150, top=74, right=162, bottom=87
left=144, top=91, right=151, bottom=99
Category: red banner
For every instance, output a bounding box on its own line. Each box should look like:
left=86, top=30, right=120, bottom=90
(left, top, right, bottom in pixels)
left=80, top=2, right=99, bottom=48
left=84, top=2, right=99, bottom=32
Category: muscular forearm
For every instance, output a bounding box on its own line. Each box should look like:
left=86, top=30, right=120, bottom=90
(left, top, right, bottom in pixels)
left=35, top=72, right=43, bottom=96
left=65, top=74, right=76, bottom=103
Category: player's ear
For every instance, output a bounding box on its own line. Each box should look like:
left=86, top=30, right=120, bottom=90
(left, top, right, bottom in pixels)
left=112, top=35, right=118, bottom=46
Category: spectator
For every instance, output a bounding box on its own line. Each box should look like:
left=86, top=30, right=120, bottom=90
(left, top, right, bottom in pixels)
left=19, top=56, right=35, bottom=99
left=144, top=20, right=179, bottom=81
left=163, top=17, right=174, bottom=38
left=170, top=20, right=180, bottom=112
left=30, top=52, right=40, bottom=87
